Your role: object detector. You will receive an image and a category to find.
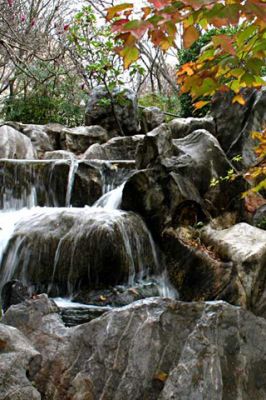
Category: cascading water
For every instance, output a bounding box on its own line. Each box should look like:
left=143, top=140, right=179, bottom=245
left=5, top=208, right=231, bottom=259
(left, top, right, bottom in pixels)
left=0, top=155, right=177, bottom=317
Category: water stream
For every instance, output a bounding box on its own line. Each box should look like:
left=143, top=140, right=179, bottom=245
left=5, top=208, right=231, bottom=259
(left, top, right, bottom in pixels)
left=0, top=157, right=177, bottom=313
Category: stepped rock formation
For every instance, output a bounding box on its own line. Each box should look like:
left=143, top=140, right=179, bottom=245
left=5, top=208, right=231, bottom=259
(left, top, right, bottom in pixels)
left=0, top=87, right=266, bottom=399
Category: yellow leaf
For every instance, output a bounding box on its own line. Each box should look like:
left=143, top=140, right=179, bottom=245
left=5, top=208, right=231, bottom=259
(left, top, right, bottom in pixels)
left=232, top=95, right=246, bottom=105
left=99, top=295, right=107, bottom=301
left=153, top=371, right=168, bottom=382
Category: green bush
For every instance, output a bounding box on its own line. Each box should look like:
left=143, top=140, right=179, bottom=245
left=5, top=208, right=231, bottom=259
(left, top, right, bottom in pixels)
left=1, top=94, right=85, bottom=127
left=138, top=93, right=181, bottom=121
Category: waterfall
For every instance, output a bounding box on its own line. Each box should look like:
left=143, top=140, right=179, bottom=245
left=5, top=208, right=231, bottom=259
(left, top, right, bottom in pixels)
left=0, top=155, right=177, bottom=308
left=93, top=183, right=125, bottom=210
left=65, top=158, right=79, bottom=207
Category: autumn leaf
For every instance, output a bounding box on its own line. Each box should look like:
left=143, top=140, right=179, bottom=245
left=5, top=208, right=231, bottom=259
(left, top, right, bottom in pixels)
left=232, top=94, right=246, bottom=105
left=153, top=371, right=168, bottom=382
left=106, top=3, right=133, bottom=21
left=119, top=46, right=139, bottom=68
left=194, top=100, right=210, bottom=109
left=183, top=25, right=200, bottom=48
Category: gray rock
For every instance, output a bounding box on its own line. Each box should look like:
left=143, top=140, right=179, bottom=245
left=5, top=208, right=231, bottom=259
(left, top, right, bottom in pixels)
left=85, top=86, right=140, bottom=136
left=63, top=125, right=109, bottom=154
left=141, top=107, right=165, bottom=133
left=44, top=150, right=77, bottom=160
left=169, top=116, right=215, bottom=139
left=201, top=222, right=266, bottom=318
left=0, top=208, right=158, bottom=296
left=84, top=134, right=144, bottom=161
left=0, top=323, right=41, bottom=400
left=211, top=88, right=266, bottom=168
left=253, top=204, right=266, bottom=229
left=2, top=295, right=266, bottom=400
left=22, top=124, right=54, bottom=157
left=122, top=129, right=245, bottom=236
left=0, top=125, right=36, bottom=159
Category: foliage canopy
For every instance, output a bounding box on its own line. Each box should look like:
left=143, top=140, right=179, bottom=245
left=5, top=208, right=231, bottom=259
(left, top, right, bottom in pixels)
left=107, top=0, right=266, bottom=108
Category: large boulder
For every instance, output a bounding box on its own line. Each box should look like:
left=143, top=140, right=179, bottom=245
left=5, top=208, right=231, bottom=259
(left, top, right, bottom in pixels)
left=2, top=295, right=266, bottom=400
left=85, top=86, right=140, bottom=136
left=141, top=107, right=165, bottom=133
left=63, top=125, right=109, bottom=154
left=0, top=125, right=36, bottom=159
left=200, top=222, right=266, bottom=318
left=84, top=134, right=144, bottom=161
left=0, top=208, right=158, bottom=296
left=211, top=88, right=266, bottom=167
left=122, top=128, right=245, bottom=237
left=162, top=220, right=266, bottom=317
left=21, top=124, right=54, bottom=157
left=169, top=116, right=215, bottom=139
left=0, top=323, right=42, bottom=400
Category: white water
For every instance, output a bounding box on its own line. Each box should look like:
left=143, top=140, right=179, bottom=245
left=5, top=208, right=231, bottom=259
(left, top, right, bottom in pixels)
left=93, top=183, right=125, bottom=210
left=65, top=158, right=79, bottom=207
left=0, top=158, right=177, bottom=303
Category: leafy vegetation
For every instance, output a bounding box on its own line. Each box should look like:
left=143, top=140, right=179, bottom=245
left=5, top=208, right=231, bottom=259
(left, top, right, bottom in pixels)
left=108, top=0, right=266, bottom=108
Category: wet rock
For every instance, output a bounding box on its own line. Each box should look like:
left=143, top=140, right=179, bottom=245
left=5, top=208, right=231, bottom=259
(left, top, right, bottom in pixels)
left=0, top=125, right=36, bottom=159
left=1, top=280, right=30, bottom=312
left=0, top=160, right=102, bottom=209
left=0, top=159, right=70, bottom=208
left=0, top=208, right=158, bottom=296
left=0, top=323, right=42, bottom=400
left=74, top=281, right=160, bottom=307
left=169, top=116, right=215, bottom=139
left=44, top=150, right=76, bottom=160
left=63, top=125, right=109, bottom=154
left=59, top=304, right=111, bottom=327
left=84, top=134, right=144, bottom=161
left=2, top=295, right=266, bottom=400
left=141, top=107, right=165, bottom=133
left=70, top=161, right=102, bottom=207
left=85, top=86, right=140, bottom=136
left=211, top=88, right=266, bottom=168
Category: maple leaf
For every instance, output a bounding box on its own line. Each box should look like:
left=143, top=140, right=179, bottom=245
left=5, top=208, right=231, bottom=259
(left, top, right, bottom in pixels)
left=183, top=25, right=200, bottom=48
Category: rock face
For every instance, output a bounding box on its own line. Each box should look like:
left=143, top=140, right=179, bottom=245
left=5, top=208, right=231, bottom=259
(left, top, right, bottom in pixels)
left=84, top=134, right=144, bottom=161
left=63, top=125, right=109, bottom=154
left=169, top=116, right=215, bottom=139
left=44, top=150, right=76, bottom=160
left=2, top=295, right=266, bottom=400
left=21, top=124, right=54, bottom=157
left=201, top=222, right=266, bottom=318
left=0, top=125, right=36, bottom=159
left=141, top=107, right=165, bottom=133
left=85, top=86, right=140, bottom=136
left=0, top=159, right=102, bottom=209
left=122, top=128, right=245, bottom=237
left=162, top=221, right=266, bottom=317
left=211, top=88, right=266, bottom=167
left=0, top=208, right=158, bottom=296
left=0, top=323, right=42, bottom=400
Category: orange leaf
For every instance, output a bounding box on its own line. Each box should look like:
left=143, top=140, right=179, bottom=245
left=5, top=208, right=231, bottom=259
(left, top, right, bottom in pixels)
left=194, top=100, right=209, bottom=109
left=183, top=25, right=200, bottom=48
